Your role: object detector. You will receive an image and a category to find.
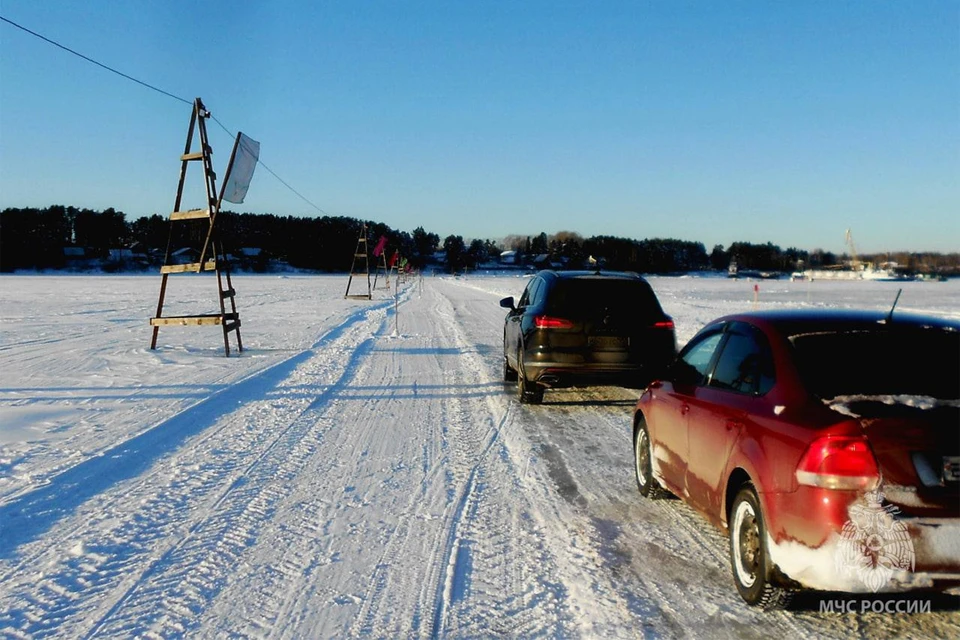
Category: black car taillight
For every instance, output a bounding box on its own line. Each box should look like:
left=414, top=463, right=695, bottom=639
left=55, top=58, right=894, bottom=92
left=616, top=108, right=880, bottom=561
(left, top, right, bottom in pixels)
left=535, top=315, right=574, bottom=329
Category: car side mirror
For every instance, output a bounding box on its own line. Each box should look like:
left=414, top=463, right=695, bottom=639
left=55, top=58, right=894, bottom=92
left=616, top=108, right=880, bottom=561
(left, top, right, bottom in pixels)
left=670, top=359, right=701, bottom=386
left=499, top=296, right=515, bottom=310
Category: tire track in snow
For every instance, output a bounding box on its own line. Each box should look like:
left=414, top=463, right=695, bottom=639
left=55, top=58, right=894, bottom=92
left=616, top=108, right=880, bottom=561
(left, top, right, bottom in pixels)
left=416, top=286, right=519, bottom=638
left=421, top=282, right=573, bottom=638
left=80, top=326, right=390, bottom=638
left=429, top=409, right=508, bottom=640
left=326, top=284, right=519, bottom=638
left=0, top=298, right=391, bottom=563
left=521, top=390, right=763, bottom=638
left=438, top=279, right=681, bottom=635
left=542, top=400, right=733, bottom=635
left=100, top=286, right=412, bottom=638
left=156, top=286, right=435, bottom=639
left=0, top=301, right=148, bottom=354
left=0, top=300, right=391, bottom=638
left=337, top=286, right=477, bottom=637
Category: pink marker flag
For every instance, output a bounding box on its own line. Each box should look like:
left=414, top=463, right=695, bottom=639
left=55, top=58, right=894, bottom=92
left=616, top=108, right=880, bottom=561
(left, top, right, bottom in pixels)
left=373, top=236, right=388, bottom=257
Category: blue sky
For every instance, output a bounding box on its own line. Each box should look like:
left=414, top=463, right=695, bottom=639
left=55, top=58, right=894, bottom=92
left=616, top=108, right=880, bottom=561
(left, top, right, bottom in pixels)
left=1, top=1, right=957, bottom=254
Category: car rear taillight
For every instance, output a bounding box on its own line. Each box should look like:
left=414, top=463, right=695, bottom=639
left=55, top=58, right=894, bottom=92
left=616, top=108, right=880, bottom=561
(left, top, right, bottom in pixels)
left=653, top=320, right=674, bottom=330
left=535, top=315, right=574, bottom=329
left=795, top=436, right=880, bottom=491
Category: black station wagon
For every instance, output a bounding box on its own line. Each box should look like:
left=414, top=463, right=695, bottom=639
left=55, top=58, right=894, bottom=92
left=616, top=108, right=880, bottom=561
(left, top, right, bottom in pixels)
left=500, top=270, right=676, bottom=404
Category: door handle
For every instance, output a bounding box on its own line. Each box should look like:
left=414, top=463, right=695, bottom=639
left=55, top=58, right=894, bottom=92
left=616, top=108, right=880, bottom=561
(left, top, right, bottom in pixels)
left=726, top=420, right=744, bottom=432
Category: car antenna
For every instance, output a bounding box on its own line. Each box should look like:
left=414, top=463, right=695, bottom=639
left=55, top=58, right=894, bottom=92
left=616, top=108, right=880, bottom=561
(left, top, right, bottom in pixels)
left=886, top=288, right=902, bottom=323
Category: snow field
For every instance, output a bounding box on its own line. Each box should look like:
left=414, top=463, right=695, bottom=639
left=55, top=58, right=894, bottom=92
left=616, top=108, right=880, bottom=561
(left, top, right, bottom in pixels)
left=0, top=273, right=958, bottom=638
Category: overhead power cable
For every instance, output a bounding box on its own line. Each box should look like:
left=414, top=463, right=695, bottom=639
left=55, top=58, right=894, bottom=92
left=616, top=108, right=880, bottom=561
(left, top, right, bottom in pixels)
left=1, top=14, right=326, bottom=214
left=1, top=15, right=192, bottom=105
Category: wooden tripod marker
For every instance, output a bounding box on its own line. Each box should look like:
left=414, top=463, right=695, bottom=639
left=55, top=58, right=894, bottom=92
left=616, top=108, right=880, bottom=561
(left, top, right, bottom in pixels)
left=149, top=97, right=244, bottom=356
left=344, top=222, right=373, bottom=299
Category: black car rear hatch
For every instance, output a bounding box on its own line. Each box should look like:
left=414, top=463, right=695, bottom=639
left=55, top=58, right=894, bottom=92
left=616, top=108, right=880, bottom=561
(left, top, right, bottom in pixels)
left=539, top=277, right=674, bottom=363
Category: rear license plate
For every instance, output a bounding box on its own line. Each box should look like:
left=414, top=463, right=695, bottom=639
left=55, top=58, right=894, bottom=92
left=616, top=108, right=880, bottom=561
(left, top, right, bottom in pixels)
left=588, top=336, right=628, bottom=349
left=944, top=457, right=960, bottom=483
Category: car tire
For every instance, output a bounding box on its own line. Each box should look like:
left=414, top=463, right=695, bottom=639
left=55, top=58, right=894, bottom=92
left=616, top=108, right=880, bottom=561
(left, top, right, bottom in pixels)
left=516, top=348, right=543, bottom=404
left=633, top=419, right=669, bottom=499
left=728, top=485, right=794, bottom=610
left=503, top=356, right=517, bottom=382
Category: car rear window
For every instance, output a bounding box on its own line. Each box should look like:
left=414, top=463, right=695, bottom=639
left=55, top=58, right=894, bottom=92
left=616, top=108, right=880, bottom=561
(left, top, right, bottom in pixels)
left=546, top=278, right=665, bottom=321
left=789, top=327, right=960, bottom=400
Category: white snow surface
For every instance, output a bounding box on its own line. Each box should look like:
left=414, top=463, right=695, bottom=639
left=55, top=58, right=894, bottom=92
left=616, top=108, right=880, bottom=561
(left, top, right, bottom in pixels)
left=826, top=395, right=960, bottom=418
left=1, top=273, right=958, bottom=638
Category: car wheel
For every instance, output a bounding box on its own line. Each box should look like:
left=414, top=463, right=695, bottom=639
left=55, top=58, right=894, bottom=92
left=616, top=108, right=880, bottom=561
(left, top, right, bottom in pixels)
left=503, top=356, right=517, bottom=382
left=633, top=419, right=668, bottom=499
left=516, top=348, right=543, bottom=404
left=729, top=485, right=794, bottom=610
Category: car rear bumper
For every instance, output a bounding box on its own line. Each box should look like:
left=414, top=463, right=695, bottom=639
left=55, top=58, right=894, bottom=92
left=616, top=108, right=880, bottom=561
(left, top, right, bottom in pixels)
left=523, top=360, right=655, bottom=388
left=763, top=487, right=960, bottom=592
left=767, top=522, right=960, bottom=593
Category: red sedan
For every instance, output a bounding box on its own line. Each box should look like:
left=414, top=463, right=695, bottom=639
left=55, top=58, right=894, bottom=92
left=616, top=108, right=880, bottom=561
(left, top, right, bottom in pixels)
left=632, top=309, right=960, bottom=608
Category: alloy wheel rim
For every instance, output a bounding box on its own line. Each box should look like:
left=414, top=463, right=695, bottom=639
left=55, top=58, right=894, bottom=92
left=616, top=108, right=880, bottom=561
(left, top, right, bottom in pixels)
left=733, top=500, right=759, bottom=588
left=636, top=430, right=649, bottom=487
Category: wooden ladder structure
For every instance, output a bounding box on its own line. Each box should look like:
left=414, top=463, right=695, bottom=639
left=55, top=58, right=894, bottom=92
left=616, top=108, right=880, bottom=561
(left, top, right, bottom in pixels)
left=344, top=222, right=372, bottom=299
left=150, top=97, right=243, bottom=356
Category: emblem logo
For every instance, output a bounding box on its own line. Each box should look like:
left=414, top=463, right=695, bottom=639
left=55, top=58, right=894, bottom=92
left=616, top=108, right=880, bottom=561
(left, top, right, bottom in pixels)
left=835, top=490, right=915, bottom=592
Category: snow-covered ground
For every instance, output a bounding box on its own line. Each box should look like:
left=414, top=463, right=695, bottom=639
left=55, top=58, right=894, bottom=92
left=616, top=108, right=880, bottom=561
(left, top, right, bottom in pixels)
left=1, top=272, right=958, bottom=638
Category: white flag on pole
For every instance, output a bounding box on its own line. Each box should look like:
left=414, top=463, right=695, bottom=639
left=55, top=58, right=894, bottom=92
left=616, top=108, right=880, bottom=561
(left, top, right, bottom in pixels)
left=223, top=133, right=260, bottom=204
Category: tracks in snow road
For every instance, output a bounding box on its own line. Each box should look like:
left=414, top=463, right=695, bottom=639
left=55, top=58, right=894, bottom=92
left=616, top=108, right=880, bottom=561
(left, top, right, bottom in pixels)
left=0, top=297, right=395, bottom=638
left=419, top=284, right=573, bottom=639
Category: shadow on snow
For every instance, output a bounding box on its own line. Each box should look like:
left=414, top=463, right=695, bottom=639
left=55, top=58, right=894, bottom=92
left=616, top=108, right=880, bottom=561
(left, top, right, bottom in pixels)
left=0, top=299, right=393, bottom=558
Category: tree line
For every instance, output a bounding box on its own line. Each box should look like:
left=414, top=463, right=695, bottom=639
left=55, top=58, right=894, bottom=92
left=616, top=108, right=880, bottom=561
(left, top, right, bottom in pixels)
left=0, top=206, right=439, bottom=273
left=2, top=205, right=958, bottom=276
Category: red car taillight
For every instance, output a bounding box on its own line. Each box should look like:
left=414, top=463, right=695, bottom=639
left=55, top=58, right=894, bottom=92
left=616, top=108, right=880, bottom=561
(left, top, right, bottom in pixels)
left=535, top=315, right=574, bottom=329
left=653, top=320, right=674, bottom=329
left=795, top=436, right=880, bottom=491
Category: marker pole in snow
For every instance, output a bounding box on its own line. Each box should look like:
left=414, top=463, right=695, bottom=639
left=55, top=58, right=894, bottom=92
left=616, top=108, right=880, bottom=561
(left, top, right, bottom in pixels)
left=392, top=275, right=399, bottom=337
left=753, top=284, right=759, bottom=310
